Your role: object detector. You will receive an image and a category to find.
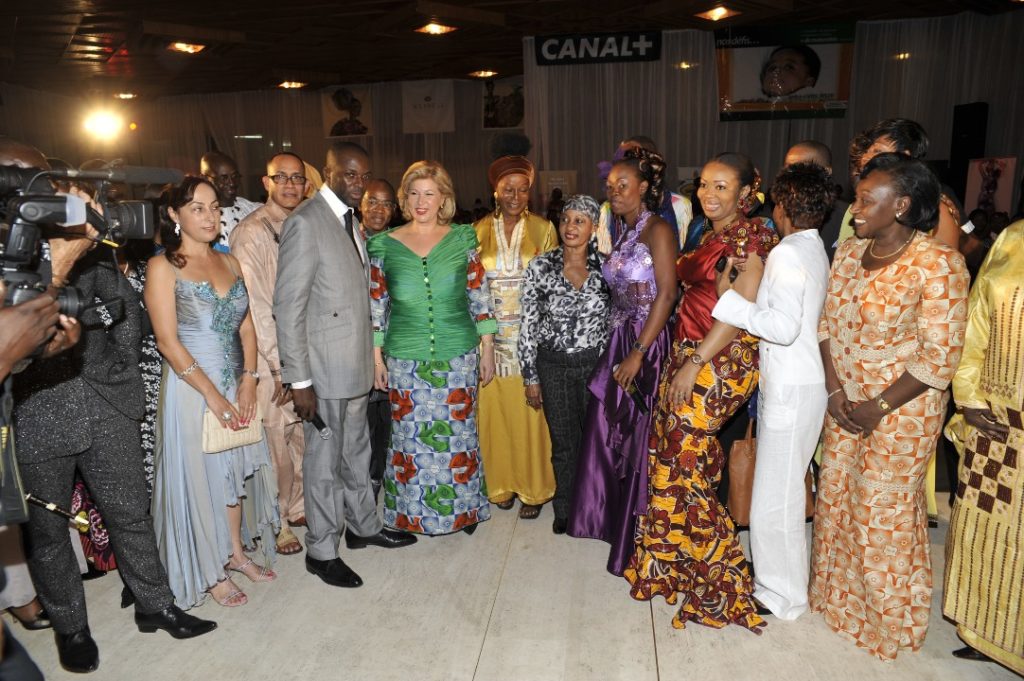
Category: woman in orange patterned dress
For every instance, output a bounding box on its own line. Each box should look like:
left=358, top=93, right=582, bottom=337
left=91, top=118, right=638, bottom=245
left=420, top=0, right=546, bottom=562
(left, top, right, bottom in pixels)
left=810, top=153, right=968, bottom=660
left=624, top=153, right=777, bottom=632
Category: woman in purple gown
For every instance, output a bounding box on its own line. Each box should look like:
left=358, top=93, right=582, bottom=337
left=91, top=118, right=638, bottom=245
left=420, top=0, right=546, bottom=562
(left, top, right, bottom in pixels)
left=567, top=148, right=677, bottom=575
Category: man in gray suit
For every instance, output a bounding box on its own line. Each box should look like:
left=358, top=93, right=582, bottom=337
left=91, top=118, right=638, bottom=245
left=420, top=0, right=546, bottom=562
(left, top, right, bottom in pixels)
left=274, top=141, right=415, bottom=589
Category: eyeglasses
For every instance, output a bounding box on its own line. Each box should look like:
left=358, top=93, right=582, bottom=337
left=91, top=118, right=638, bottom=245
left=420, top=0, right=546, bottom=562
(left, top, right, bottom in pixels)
left=365, top=198, right=395, bottom=209
left=269, top=173, right=307, bottom=186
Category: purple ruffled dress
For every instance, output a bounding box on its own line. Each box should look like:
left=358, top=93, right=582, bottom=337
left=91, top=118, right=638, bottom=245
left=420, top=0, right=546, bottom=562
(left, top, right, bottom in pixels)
left=567, top=213, right=671, bottom=575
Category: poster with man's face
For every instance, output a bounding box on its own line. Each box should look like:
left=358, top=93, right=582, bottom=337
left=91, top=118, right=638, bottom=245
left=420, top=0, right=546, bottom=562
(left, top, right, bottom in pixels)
left=715, top=24, right=854, bottom=121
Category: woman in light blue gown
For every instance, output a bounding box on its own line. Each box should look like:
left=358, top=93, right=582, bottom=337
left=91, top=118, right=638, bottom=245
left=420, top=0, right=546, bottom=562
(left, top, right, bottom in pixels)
left=145, top=177, right=280, bottom=609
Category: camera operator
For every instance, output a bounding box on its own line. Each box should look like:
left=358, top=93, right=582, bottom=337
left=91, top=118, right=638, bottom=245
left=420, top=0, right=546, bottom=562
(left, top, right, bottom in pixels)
left=2, top=139, right=216, bottom=674
left=0, top=284, right=75, bottom=681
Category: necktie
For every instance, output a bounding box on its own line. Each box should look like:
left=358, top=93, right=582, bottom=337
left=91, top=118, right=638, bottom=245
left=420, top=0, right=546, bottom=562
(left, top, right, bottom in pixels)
left=343, top=210, right=357, bottom=249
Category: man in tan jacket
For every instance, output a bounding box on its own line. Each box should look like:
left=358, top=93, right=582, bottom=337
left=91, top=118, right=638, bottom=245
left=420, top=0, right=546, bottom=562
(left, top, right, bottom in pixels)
left=230, top=152, right=308, bottom=555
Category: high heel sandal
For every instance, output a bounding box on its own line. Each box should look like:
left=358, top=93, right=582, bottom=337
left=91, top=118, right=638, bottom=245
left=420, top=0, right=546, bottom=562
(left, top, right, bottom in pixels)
left=229, top=558, right=277, bottom=583
left=209, top=580, right=247, bottom=607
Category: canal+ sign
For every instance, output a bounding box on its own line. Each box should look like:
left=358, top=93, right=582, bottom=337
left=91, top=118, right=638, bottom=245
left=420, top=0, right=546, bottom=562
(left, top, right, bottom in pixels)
left=535, top=31, right=662, bottom=66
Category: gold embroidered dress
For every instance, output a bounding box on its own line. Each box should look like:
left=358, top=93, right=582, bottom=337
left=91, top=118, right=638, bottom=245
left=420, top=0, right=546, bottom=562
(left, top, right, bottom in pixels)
left=474, top=212, right=557, bottom=505
left=943, top=220, right=1024, bottom=675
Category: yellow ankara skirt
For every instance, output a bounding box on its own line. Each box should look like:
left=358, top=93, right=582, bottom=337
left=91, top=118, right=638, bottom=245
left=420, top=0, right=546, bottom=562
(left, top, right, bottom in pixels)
left=477, top=375, right=554, bottom=505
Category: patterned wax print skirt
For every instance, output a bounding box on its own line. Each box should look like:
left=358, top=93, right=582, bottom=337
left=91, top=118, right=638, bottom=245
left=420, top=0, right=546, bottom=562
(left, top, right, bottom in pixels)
left=383, top=350, right=491, bottom=535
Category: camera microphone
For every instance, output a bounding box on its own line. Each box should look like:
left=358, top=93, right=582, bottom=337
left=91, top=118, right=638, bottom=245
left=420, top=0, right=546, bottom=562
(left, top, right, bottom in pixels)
left=54, top=166, right=185, bottom=186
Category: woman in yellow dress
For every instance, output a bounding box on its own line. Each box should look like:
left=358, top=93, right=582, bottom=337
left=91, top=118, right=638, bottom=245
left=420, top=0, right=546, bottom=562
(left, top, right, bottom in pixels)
left=943, top=219, right=1024, bottom=674
left=474, top=156, right=557, bottom=519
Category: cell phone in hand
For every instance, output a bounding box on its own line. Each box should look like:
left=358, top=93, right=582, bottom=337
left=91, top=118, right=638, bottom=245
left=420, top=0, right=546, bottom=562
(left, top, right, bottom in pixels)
left=715, top=255, right=739, bottom=282
left=612, top=364, right=650, bottom=415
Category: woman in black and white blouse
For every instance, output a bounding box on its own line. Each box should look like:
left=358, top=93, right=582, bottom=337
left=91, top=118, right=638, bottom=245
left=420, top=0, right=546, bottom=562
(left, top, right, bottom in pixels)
left=519, top=194, right=610, bottom=534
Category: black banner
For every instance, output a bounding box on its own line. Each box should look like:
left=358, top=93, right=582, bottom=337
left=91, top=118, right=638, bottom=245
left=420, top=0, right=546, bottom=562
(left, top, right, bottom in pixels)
left=535, top=31, right=662, bottom=66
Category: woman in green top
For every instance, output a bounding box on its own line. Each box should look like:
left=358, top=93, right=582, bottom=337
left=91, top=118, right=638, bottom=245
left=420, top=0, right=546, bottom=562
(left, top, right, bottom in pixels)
left=368, top=160, right=497, bottom=535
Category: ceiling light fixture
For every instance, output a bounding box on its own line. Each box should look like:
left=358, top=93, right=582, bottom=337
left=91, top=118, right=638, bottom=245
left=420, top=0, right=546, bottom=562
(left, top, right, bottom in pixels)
left=278, top=81, right=307, bottom=89
left=168, top=42, right=206, bottom=54
left=694, top=6, right=741, bottom=21
left=468, top=70, right=498, bottom=78
left=415, top=22, right=457, bottom=35
left=114, top=92, right=137, bottom=100
left=894, top=52, right=911, bottom=60
left=83, top=110, right=125, bottom=141
left=675, top=61, right=698, bottom=70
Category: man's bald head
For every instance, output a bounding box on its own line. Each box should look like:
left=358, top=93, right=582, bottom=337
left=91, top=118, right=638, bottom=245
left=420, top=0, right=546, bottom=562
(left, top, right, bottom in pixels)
left=201, top=151, right=241, bottom=205
left=784, top=141, right=832, bottom=172
left=0, top=138, right=49, bottom=170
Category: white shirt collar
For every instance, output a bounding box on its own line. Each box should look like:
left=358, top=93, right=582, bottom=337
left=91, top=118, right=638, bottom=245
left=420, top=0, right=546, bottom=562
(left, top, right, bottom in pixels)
left=319, top=184, right=355, bottom=221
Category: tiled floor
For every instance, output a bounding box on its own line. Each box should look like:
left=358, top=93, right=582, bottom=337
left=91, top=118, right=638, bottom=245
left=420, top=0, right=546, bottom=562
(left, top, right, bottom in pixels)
left=10, top=497, right=1021, bottom=681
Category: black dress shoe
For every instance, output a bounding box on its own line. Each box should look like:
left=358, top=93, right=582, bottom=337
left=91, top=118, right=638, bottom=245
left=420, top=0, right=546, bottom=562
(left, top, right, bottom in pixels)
left=752, top=599, right=773, bottom=617
left=81, top=565, right=107, bottom=581
left=345, top=527, right=417, bottom=550
left=306, top=556, right=363, bottom=588
left=56, top=628, right=99, bottom=673
left=952, top=646, right=993, bottom=662
left=462, top=523, right=477, bottom=535
left=135, top=605, right=217, bottom=639
left=552, top=517, right=568, bottom=535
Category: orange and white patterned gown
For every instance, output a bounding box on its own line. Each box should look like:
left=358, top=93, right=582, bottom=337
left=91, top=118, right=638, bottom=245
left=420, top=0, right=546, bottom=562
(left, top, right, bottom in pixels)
left=810, top=232, right=968, bottom=660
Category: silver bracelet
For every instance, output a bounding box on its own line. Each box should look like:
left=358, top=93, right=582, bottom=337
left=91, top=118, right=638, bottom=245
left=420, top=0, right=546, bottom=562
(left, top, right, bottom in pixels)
left=827, top=387, right=844, bottom=399
left=178, top=361, right=199, bottom=379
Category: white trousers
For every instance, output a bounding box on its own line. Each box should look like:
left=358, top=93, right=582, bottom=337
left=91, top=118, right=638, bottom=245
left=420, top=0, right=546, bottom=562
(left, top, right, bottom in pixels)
left=751, top=380, right=826, bottom=620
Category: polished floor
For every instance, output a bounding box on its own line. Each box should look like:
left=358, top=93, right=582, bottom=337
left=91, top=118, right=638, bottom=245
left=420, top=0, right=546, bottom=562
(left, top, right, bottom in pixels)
left=9, top=495, right=1020, bottom=681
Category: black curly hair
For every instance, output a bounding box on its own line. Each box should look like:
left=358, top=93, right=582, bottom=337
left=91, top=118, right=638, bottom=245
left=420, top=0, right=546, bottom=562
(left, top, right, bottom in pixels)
left=613, top=147, right=666, bottom=213
left=860, top=153, right=940, bottom=232
left=770, top=162, right=835, bottom=231
left=160, top=175, right=218, bottom=268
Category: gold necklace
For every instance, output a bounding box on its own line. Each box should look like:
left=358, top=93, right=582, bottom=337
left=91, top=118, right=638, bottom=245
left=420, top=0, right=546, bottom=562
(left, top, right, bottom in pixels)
left=868, top=229, right=915, bottom=259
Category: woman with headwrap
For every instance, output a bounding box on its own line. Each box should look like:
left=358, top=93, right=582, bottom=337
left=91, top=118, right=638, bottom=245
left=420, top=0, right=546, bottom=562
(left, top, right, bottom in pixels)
left=473, top=155, right=558, bottom=520
left=518, top=195, right=610, bottom=534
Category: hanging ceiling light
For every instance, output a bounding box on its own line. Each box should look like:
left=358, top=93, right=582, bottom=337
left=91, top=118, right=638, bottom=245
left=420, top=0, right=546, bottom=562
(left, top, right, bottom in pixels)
left=167, top=41, right=206, bottom=54
left=415, top=22, right=457, bottom=35
left=694, top=6, right=741, bottom=21
left=468, top=70, right=498, bottom=78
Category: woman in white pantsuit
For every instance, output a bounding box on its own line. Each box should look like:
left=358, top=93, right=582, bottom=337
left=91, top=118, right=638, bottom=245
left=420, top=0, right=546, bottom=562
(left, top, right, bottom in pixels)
left=712, top=162, right=833, bottom=619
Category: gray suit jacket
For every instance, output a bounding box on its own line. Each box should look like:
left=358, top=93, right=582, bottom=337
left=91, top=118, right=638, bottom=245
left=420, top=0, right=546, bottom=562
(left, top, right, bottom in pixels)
left=273, top=191, right=373, bottom=399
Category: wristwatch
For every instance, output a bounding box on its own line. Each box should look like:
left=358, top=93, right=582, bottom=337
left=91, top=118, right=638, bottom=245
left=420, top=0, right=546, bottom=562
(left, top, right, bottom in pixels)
left=689, top=352, right=705, bottom=366
left=632, top=341, right=647, bottom=354
left=875, top=394, right=892, bottom=413
left=244, top=370, right=260, bottom=380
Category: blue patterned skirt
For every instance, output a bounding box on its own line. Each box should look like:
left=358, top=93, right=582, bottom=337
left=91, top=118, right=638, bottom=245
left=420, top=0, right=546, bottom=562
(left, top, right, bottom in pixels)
left=383, top=350, right=490, bottom=535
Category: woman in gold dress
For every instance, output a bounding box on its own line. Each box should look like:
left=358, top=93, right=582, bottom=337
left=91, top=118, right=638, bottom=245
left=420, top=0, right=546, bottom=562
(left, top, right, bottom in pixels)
left=943, top=219, right=1024, bottom=674
left=474, top=156, right=557, bottom=519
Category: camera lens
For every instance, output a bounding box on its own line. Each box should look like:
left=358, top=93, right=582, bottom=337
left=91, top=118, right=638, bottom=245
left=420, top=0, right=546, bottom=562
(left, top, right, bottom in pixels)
left=55, top=286, right=84, bottom=318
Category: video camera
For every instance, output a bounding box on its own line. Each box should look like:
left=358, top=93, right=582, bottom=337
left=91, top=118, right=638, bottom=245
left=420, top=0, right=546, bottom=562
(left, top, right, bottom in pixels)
left=0, top=164, right=182, bottom=317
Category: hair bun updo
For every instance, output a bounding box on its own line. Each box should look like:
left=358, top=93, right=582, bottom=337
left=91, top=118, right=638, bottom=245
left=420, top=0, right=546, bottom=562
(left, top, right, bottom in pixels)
left=619, top=147, right=666, bottom=213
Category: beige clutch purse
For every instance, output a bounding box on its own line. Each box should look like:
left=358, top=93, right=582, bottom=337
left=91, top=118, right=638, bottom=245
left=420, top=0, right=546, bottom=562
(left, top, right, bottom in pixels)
left=202, top=404, right=264, bottom=454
